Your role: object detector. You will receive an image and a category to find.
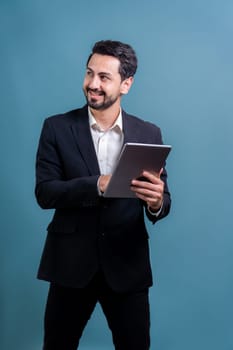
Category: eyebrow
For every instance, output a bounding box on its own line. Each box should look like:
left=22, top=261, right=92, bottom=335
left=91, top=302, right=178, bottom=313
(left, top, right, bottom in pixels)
left=86, top=67, right=113, bottom=77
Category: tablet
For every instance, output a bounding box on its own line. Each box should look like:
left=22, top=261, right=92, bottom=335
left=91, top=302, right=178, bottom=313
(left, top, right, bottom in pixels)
left=103, top=142, right=171, bottom=198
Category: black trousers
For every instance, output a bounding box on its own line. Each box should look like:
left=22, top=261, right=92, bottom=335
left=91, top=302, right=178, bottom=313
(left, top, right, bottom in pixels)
left=43, top=271, right=150, bottom=350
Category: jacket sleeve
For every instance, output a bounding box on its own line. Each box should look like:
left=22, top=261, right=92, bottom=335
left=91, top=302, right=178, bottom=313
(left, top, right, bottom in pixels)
left=144, top=166, right=171, bottom=224
left=143, top=124, right=171, bottom=224
left=35, top=118, right=100, bottom=209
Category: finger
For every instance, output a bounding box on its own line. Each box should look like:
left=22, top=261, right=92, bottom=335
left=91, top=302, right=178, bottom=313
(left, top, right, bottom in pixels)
left=159, top=168, right=163, bottom=177
left=141, top=170, right=162, bottom=183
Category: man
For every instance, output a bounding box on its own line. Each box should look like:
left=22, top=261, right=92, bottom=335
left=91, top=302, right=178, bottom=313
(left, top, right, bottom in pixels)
left=35, top=40, right=171, bottom=350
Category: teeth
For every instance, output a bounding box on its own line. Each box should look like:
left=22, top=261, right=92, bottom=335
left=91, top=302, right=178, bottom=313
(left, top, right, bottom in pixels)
left=88, top=90, right=103, bottom=96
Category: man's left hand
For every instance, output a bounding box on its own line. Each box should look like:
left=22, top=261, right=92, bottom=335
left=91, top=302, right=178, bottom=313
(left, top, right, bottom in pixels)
left=131, top=169, right=164, bottom=212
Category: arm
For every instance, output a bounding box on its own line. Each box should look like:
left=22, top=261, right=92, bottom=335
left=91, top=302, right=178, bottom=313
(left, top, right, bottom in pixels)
left=35, top=118, right=100, bottom=209
left=129, top=124, right=171, bottom=223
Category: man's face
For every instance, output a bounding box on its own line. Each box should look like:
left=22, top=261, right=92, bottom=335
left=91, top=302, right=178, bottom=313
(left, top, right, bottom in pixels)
left=83, top=53, right=132, bottom=111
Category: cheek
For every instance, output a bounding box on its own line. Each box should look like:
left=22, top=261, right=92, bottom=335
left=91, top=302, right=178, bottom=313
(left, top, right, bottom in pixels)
left=106, top=84, right=121, bottom=96
left=83, top=81, right=92, bottom=94
left=83, top=78, right=88, bottom=89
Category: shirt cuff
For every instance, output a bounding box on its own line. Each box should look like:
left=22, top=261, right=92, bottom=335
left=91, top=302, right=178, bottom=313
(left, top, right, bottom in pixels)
left=147, top=201, right=163, bottom=217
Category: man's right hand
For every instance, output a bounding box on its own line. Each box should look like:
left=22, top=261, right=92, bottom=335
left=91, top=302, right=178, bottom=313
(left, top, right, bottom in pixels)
left=98, top=175, right=111, bottom=194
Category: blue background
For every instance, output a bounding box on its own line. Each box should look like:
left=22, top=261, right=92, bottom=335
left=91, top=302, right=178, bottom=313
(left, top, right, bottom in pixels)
left=1, top=0, right=233, bottom=349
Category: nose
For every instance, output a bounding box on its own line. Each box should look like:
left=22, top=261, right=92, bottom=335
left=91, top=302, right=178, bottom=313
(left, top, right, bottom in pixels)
left=88, top=75, right=100, bottom=90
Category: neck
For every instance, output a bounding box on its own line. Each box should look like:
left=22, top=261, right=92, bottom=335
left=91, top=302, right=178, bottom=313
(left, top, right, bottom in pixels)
left=90, top=103, right=121, bottom=130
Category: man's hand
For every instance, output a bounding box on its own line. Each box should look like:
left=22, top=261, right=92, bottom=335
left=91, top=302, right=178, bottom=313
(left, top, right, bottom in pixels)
left=131, top=169, right=164, bottom=211
left=98, top=175, right=111, bottom=194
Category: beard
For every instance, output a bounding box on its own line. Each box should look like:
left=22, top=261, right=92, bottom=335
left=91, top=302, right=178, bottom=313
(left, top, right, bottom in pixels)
left=84, top=88, right=119, bottom=111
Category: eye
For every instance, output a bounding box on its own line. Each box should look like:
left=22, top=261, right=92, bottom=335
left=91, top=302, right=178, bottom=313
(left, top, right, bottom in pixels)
left=100, top=74, right=110, bottom=82
left=86, top=70, right=93, bottom=77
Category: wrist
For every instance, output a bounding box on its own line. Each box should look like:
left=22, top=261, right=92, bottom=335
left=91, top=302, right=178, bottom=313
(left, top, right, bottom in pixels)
left=97, top=177, right=104, bottom=196
left=147, top=200, right=163, bottom=217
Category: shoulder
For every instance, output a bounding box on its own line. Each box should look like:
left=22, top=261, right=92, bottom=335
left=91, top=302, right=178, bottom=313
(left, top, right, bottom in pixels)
left=122, top=110, right=161, bottom=132
left=44, top=105, right=88, bottom=126
left=122, top=111, right=161, bottom=134
left=122, top=110, right=164, bottom=144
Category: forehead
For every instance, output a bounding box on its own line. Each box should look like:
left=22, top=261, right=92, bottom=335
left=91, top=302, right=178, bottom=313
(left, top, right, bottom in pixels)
left=87, top=53, right=120, bottom=75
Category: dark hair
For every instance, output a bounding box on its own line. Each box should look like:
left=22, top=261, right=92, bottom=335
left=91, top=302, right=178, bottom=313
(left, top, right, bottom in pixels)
left=87, top=40, right=138, bottom=80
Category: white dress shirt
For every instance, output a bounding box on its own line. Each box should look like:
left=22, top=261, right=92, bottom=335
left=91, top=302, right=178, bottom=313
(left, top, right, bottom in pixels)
left=88, top=107, right=124, bottom=175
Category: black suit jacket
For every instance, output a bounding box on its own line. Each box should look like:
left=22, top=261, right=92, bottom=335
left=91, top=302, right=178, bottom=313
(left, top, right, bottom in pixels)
left=35, top=105, right=171, bottom=292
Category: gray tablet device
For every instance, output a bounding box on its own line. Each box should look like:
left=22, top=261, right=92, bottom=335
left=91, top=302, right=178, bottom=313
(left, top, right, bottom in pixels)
left=103, top=142, right=172, bottom=198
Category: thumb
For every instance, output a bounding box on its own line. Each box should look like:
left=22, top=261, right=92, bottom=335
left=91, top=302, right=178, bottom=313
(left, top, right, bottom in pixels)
left=159, top=168, right=163, bottom=177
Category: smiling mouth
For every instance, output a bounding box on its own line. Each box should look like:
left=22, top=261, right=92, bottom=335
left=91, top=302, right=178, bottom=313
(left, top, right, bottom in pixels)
left=87, top=89, right=104, bottom=97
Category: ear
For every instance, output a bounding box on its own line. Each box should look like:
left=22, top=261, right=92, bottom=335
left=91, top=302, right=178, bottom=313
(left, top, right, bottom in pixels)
left=120, top=76, right=134, bottom=95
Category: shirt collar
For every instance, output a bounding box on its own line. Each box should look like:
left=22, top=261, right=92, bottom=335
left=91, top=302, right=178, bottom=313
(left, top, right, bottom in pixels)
left=88, top=107, right=123, bottom=132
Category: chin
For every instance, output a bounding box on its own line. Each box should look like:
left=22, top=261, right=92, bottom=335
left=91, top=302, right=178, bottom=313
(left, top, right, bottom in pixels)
left=88, top=102, right=102, bottom=110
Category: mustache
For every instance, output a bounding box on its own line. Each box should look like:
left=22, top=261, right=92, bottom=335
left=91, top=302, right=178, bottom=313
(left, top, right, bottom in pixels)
left=87, top=88, right=105, bottom=95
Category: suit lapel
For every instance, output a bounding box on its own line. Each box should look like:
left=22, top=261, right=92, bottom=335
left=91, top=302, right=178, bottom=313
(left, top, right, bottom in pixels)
left=70, top=106, right=100, bottom=175
left=122, top=110, right=142, bottom=144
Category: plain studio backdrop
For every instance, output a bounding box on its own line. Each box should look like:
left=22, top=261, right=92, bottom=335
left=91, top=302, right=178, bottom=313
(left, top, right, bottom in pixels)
left=1, top=0, right=233, bottom=349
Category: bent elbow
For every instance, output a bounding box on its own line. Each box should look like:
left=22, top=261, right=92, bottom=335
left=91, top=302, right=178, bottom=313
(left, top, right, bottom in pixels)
left=35, top=185, right=54, bottom=209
